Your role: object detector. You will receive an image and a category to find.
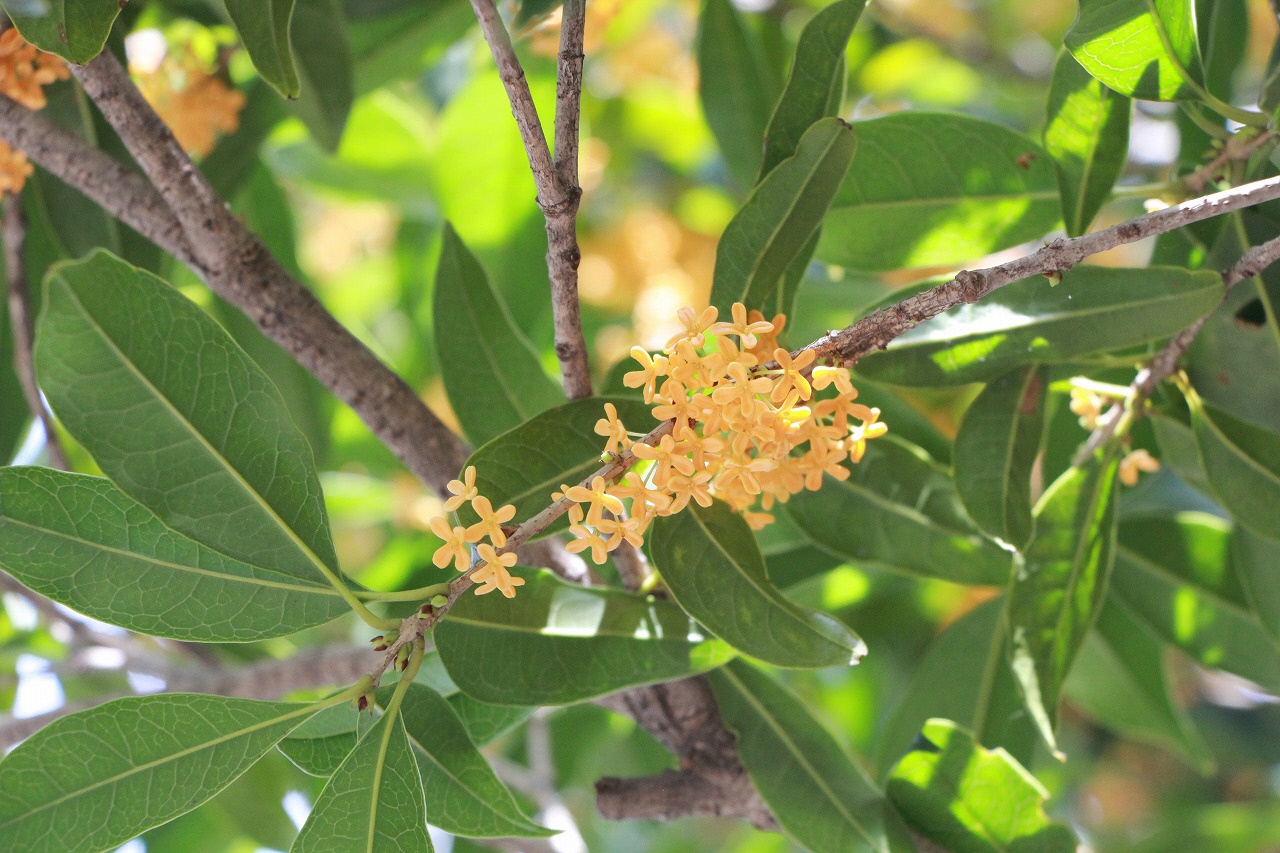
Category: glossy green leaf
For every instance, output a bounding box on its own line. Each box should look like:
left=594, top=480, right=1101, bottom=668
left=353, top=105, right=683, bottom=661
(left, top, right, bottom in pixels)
left=1191, top=394, right=1280, bottom=541
left=397, top=683, right=552, bottom=839
left=35, top=250, right=342, bottom=588
left=1111, top=530, right=1280, bottom=692
left=758, top=0, right=865, bottom=178
left=1235, top=526, right=1280, bottom=643
left=455, top=397, right=652, bottom=536
left=225, top=0, right=301, bottom=99
left=709, top=660, right=911, bottom=853
left=278, top=704, right=364, bottom=777
left=1198, top=0, right=1248, bottom=98
left=0, top=693, right=323, bottom=853
left=1119, top=513, right=1246, bottom=611
left=785, top=436, right=1011, bottom=585
left=2, top=0, right=121, bottom=63
left=954, top=365, right=1049, bottom=549
left=435, top=569, right=735, bottom=705
left=292, top=712, right=433, bottom=852
left=710, top=117, right=856, bottom=315
left=1065, top=0, right=1205, bottom=101
left=434, top=223, right=566, bottom=446
left=447, top=693, right=534, bottom=746
left=1043, top=50, right=1130, bottom=236
left=288, top=0, right=355, bottom=151
left=0, top=298, right=24, bottom=464
left=857, top=266, right=1222, bottom=386
left=887, top=719, right=1077, bottom=853
left=697, top=0, right=776, bottom=190
left=0, top=467, right=347, bottom=641
left=647, top=500, right=867, bottom=668
left=1007, top=452, right=1120, bottom=753
left=1152, top=414, right=1213, bottom=494
left=877, top=598, right=1037, bottom=773
left=1065, top=601, right=1213, bottom=771
left=815, top=113, right=1059, bottom=271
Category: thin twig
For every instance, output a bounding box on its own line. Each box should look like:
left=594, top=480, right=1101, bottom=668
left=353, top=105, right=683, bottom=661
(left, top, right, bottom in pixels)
left=804, top=174, right=1280, bottom=368
left=3, top=195, right=67, bottom=469
left=61, top=53, right=471, bottom=497
left=1183, top=129, right=1278, bottom=195
left=470, top=0, right=592, bottom=398
left=1077, top=232, right=1280, bottom=461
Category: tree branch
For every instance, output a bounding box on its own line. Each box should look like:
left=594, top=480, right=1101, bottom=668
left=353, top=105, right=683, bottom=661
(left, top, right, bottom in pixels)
left=596, top=768, right=777, bottom=828
left=470, top=0, right=592, bottom=399
left=62, top=53, right=471, bottom=496
left=0, top=643, right=371, bottom=751
left=1077, top=231, right=1280, bottom=461
left=3, top=195, right=67, bottom=468
left=804, top=174, right=1280, bottom=368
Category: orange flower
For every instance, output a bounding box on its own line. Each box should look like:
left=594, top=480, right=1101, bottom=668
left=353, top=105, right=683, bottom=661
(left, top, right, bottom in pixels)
left=444, top=465, right=479, bottom=511
left=594, top=402, right=630, bottom=455
left=429, top=516, right=473, bottom=572
left=471, top=544, right=523, bottom=598
left=465, top=496, right=517, bottom=547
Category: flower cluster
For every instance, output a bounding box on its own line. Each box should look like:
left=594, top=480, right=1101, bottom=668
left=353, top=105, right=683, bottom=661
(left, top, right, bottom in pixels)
left=135, top=51, right=245, bottom=157
left=559, top=302, right=887, bottom=566
left=427, top=466, right=524, bottom=598
left=0, top=27, right=70, bottom=195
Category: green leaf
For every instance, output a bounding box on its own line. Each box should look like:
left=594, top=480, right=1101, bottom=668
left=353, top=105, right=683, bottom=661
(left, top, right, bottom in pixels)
left=758, top=0, right=866, bottom=178
left=434, top=223, right=566, bottom=446
left=709, top=117, right=857, bottom=315
left=435, top=569, right=735, bottom=705
left=1234, top=526, right=1280, bottom=643
left=278, top=704, right=364, bottom=776
left=1111, top=531, right=1280, bottom=692
left=709, top=660, right=912, bottom=853
left=887, top=719, right=1078, bottom=853
left=697, top=0, right=776, bottom=191
left=1065, top=0, right=1205, bottom=101
left=448, top=693, right=534, bottom=747
left=1043, top=50, right=1131, bottom=237
left=1191, top=394, right=1280, bottom=541
left=1007, top=453, right=1120, bottom=753
left=1152, top=414, right=1214, bottom=494
left=397, top=683, right=552, bottom=839
left=0, top=298, right=24, bottom=464
left=35, top=250, right=342, bottom=588
left=815, top=113, right=1059, bottom=271
left=225, top=0, right=301, bottom=99
left=287, top=0, right=355, bottom=151
left=0, top=467, right=348, bottom=641
left=0, top=693, right=323, bottom=853
left=876, top=598, right=1038, bottom=773
left=954, top=365, right=1049, bottom=550
left=2, top=0, right=122, bottom=63
left=291, top=712, right=434, bottom=853
left=1119, top=513, right=1246, bottom=611
left=785, top=436, right=1011, bottom=585
left=857, top=266, right=1222, bottom=386
left=455, top=397, right=652, bottom=537
left=647, top=500, right=867, bottom=669
left=1065, top=600, right=1213, bottom=772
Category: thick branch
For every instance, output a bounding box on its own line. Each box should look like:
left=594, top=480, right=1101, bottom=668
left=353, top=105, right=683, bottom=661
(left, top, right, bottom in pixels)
left=805, top=174, right=1280, bottom=367
left=596, top=768, right=777, bottom=829
left=3, top=195, right=67, bottom=468
left=0, top=644, right=371, bottom=751
left=65, top=53, right=470, bottom=496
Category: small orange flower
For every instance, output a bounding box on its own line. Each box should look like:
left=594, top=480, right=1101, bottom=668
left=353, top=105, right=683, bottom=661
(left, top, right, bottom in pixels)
left=562, top=476, right=626, bottom=527
left=444, top=465, right=479, bottom=512
left=472, top=544, right=523, bottom=597
left=594, top=402, right=630, bottom=455
left=465, top=496, right=517, bottom=547
left=1118, top=448, right=1159, bottom=486
left=770, top=348, right=816, bottom=404
left=429, top=516, right=473, bottom=572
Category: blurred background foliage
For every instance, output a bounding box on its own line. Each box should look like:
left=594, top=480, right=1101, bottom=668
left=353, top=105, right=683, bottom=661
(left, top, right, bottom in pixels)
left=5, top=0, right=1280, bottom=851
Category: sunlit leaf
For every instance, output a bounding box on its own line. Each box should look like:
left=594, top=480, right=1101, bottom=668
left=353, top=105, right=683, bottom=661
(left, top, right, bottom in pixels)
left=1065, top=0, right=1204, bottom=101
left=816, top=113, right=1059, bottom=271
left=857, top=266, right=1222, bottom=386
left=697, top=0, right=776, bottom=190
left=887, top=719, right=1077, bottom=853
left=1043, top=50, right=1130, bottom=236
left=1007, top=452, right=1120, bottom=753
left=225, top=0, right=301, bottom=99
